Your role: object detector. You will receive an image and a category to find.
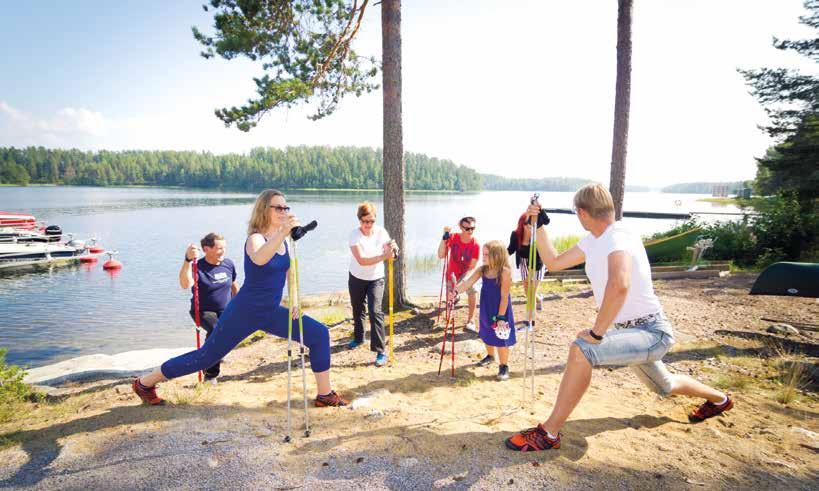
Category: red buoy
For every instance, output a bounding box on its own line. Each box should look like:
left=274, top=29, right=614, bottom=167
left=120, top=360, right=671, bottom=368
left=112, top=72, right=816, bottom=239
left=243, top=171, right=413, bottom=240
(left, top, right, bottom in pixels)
left=103, top=258, right=122, bottom=270
left=89, top=246, right=105, bottom=254
left=79, top=255, right=98, bottom=264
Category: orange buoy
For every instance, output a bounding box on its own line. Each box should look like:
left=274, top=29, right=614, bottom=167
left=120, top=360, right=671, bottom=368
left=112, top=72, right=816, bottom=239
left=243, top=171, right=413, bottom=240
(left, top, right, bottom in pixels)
left=80, top=255, right=98, bottom=263
left=89, top=245, right=105, bottom=254
left=103, top=258, right=122, bottom=270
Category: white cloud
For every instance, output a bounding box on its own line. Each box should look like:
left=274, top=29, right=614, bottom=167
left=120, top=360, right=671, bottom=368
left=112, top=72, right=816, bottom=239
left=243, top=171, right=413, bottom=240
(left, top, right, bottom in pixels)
left=40, top=107, right=108, bottom=137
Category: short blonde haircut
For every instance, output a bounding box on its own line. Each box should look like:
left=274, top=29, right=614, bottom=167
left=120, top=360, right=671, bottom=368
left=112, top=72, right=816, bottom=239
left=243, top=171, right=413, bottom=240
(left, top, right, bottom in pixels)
left=573, top=183, right=615, bottom=219
left=481, top=240, right=510, bottom=278
left=357, top=201, right=377, bottom=219
left=247, top=189, right=285, bottom=235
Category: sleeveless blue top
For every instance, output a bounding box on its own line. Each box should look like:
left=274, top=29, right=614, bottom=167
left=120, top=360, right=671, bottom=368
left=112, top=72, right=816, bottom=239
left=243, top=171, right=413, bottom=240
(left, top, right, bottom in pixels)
left=242, top=237, right=289, bottom=305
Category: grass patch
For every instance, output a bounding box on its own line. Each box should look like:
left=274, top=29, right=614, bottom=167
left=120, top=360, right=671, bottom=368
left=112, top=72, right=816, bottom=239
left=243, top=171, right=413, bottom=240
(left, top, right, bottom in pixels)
left=169, top=383, right=210, bottom=406
left=712, top=373, right=752, bottom=391
left=774, top=359, right=810, bottom=405
left=238, top=330, right=267, bottom=348
left=312, top=307, right=349, bottom=326
left=407, top=253, right=441, bottom=274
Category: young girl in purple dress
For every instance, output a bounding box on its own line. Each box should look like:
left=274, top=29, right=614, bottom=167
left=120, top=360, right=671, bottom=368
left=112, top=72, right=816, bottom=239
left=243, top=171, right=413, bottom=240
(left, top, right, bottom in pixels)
left=450, top=240, right=516, bottom=380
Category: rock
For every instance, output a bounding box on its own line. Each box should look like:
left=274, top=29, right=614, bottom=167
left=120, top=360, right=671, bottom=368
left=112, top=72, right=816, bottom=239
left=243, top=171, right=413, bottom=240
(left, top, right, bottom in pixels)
left=452, top=471, right=468, bottom=481
left=766, top=323, right=799, bottom=336
left=435, top=339, right=485, bottom=355
left=399, top=458, right=419, bottom=468
left=791, top=427, right=818, bottom=441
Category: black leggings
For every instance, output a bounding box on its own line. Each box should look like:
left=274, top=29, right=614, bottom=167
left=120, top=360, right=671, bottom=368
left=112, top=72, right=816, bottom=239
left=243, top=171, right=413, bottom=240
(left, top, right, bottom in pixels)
left=348, top=273, right=386, bottom=353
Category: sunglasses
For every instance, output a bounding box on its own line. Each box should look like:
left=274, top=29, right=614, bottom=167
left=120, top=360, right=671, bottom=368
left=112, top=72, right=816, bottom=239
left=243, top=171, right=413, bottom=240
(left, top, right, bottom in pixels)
left=461, top=226, right=475, bottom=232
left=268, top=205, right=291, bottom=213
left=360, top=219, right=376, bottom=224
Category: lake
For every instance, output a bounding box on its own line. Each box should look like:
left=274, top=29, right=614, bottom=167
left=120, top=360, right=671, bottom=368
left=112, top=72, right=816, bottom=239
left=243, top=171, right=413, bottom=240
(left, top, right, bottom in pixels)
left=0, top=186, right=742, bottom=367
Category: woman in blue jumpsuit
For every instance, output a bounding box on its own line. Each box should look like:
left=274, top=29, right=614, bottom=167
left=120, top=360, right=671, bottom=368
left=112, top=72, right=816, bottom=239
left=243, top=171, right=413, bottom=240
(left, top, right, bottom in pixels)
left=133, top=189, right=347, bottom=407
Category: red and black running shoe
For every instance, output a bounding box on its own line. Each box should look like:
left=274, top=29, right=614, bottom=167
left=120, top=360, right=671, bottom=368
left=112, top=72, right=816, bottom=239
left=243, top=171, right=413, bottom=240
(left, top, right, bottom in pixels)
left=315, top=390, right=349, bottom=407
left=505, top=424, right=561, bottom=451
left=688, top=396, right=733, bottom=422
left=132, top=378, right=165, bottom=406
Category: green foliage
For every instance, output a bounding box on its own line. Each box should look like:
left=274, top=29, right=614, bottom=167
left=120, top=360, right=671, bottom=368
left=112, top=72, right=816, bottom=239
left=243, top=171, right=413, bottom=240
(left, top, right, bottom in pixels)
left=193, top=0, right=378, bottom=130
left=0, top=146, right=482, bottom=191
left=738, top=0, right=818, bottom=139
left=660, top=181, right=748, bottom=194
left=697, top=192, right=818, bottom=267
left=553, top=235, right=581, bottom=254
left=645, top=219, right=700, bottom=241
left=0, top=349, right=41, bottom=411
left=741, top=1, right=818, bottom=208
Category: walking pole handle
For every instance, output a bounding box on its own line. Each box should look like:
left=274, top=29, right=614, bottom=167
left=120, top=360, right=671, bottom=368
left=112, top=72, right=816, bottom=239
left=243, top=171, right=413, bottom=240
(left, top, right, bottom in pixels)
left=291, top=220, right=318, bottom=241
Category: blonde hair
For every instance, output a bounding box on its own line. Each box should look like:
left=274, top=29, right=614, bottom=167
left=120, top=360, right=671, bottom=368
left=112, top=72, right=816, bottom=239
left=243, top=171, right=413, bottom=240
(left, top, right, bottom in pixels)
left=481, top=240, right=509, bottom=278
left=357, top=201, right=376, bottom=219
left=573, top=183, right=615, bottom=219
left=247, top=189, right=285, bottom=235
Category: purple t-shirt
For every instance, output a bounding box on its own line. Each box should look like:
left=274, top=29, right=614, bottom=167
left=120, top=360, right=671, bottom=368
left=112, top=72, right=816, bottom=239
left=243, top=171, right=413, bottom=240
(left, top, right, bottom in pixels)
left=191, top=258, right=236, bottom=313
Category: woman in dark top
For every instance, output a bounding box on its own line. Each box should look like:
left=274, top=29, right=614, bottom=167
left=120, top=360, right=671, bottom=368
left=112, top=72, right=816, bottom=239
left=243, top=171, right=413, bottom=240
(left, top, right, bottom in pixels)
left=508, top=212, right=545, bottom=321
left=132, top=189, right=347, bottom=408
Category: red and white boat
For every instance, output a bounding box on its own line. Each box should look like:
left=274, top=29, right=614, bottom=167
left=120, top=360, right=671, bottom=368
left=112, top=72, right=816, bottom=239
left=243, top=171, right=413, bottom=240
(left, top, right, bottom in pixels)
left=0, top=212, right=38, bottom=230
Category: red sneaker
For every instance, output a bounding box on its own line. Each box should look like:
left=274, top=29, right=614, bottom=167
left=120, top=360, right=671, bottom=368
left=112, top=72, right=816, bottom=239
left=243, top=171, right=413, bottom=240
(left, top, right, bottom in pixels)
left=315, top=390, right=349, bottom=407
left=505, top=424, right=561, bottom=451
left=132, top=378, right=164, bottom=406
left=688, top=396, right=733, bottom=422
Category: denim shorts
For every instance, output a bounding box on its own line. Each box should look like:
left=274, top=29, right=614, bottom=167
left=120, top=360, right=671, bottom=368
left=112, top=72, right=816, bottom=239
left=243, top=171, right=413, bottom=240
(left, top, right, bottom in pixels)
left=574, top=314, right=677, bottom=395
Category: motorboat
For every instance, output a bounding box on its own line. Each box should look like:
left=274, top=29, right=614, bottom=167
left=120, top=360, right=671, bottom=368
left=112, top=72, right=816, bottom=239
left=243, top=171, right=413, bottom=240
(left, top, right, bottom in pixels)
left=0, top=241, right=87, bottom=270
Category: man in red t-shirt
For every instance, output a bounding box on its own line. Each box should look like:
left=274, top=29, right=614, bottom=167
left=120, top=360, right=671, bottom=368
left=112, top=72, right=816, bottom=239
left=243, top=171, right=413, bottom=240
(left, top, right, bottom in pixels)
left=437, top=216, right=480, bottom=332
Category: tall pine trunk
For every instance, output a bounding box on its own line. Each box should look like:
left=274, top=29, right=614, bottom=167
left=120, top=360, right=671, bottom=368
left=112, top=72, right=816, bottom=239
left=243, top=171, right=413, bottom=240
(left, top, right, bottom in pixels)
left=609, top=0, right=632, bottom=220
left=381, top=0, right=409, bottom=306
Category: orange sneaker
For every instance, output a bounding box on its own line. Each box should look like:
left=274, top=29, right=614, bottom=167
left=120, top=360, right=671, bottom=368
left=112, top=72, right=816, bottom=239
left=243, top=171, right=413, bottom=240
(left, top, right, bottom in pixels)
left=505, top=424, right=561, bottom=451
left=132, top=378, right=164, bottom=406
left=688, top=396, right=733, bottom=422
left=315, top=390, right=349, bottom=407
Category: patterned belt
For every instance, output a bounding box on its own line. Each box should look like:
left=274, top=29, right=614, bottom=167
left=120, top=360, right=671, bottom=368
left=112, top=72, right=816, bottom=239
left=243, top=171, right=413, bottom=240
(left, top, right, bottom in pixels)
left=614, top=311, right=664, bottom=329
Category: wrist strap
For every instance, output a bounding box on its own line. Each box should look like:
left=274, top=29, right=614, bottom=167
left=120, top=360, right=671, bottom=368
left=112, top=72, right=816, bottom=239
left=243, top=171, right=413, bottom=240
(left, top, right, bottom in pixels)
left=589, top=330, right=603, bottom=341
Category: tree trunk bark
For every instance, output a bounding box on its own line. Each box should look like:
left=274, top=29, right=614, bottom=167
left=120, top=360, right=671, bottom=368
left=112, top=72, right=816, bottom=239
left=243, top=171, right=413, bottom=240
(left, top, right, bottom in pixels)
left=609, top=0, right=632, bottom=221
left=381, top=0, right=410, bottom=307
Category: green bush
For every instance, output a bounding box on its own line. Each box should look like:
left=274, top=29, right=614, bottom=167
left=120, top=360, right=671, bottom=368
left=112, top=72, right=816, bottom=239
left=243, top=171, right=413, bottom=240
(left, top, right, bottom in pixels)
left=0, top=349, right=40, bottom=405
left=658, top=192, right=817, bottom=268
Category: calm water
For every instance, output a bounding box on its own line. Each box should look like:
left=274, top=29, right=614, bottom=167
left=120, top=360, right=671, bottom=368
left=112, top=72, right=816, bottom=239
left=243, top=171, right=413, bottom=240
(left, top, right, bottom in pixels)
left=0, top=186, right=741, bottom=367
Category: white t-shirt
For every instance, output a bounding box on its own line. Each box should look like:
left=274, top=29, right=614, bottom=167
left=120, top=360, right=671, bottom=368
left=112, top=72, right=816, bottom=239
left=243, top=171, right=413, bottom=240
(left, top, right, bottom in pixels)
left=349, top=225, right=392, bottom=281
left=576, top=222, right=662, bottom=324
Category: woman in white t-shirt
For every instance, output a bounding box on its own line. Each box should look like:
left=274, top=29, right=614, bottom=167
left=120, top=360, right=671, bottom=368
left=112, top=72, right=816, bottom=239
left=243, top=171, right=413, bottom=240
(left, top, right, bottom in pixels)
left=347, top=202, right=396, bottom=367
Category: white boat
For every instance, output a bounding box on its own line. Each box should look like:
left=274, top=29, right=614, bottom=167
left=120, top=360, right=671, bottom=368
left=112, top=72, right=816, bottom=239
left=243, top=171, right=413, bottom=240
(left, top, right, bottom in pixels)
left=0, top=242, right=87, bottom=270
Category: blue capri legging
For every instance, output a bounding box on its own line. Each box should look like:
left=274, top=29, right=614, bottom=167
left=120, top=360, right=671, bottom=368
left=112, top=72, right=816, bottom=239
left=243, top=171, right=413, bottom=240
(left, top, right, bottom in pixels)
left=161, top=299, right=331, bottom=379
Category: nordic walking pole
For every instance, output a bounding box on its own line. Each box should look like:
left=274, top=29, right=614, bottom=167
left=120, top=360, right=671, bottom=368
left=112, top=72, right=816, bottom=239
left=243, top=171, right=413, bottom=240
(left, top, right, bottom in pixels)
left=388, top=256, right=395, bottom=366
left=436, top=235, right=451, bottom=327
left=285, top=245, right=294, bottom=443
left=437, top=274, right=455, bottom=376
left=292, top=238, right=310, bottom=437
left=524, top=193, right=540, bottom=411
left=191, top=257, right=203, bottom=383
left=283, top=219, right=317, bottom=443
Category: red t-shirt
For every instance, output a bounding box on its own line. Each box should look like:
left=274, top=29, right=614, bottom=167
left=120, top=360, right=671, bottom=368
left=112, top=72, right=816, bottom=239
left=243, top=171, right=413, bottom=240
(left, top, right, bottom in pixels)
left=447, top=234, right=479, bottom=278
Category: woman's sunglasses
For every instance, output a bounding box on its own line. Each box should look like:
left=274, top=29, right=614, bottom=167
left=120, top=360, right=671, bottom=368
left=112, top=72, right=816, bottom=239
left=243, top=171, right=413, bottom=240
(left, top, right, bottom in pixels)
left=268, top=205, right=291, bottom=213
left=360, top=218, right=376, bottom=224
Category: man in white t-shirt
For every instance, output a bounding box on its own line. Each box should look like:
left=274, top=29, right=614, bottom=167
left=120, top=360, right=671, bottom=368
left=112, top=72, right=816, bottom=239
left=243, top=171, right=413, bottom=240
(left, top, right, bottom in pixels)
left=505, top=184, right=733, bottom=452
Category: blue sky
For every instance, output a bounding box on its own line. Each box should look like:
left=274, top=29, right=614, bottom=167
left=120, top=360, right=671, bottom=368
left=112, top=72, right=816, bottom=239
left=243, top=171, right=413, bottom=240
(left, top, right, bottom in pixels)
left=1, top=1, right=816, bottom=186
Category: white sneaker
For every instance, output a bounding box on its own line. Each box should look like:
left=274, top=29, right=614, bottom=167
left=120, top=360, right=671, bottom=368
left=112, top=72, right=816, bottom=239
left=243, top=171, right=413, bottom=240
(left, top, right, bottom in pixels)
left=516, top=322, right=533, bottom=333
left=465, top=321, right=478, bottom=333
left=536, top=295, right=544, bottom=311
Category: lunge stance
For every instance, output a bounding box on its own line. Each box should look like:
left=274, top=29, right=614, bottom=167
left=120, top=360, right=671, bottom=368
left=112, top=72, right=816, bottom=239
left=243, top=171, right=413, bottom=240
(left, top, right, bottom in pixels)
left=506, top=184, right=733, bottom=451
left=437, top=217, right=480, bottom=332
left=133, top=189, right=347, bottom=408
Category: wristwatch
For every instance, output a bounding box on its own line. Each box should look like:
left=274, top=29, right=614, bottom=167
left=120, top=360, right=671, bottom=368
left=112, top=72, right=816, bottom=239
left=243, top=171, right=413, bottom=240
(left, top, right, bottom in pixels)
left=491, top=314, right=507, bottom=322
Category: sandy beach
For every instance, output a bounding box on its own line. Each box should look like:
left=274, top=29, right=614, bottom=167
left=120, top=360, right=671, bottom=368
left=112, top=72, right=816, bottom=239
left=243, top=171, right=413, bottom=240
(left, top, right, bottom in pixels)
left=1, top=274, right=817, bottom=489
